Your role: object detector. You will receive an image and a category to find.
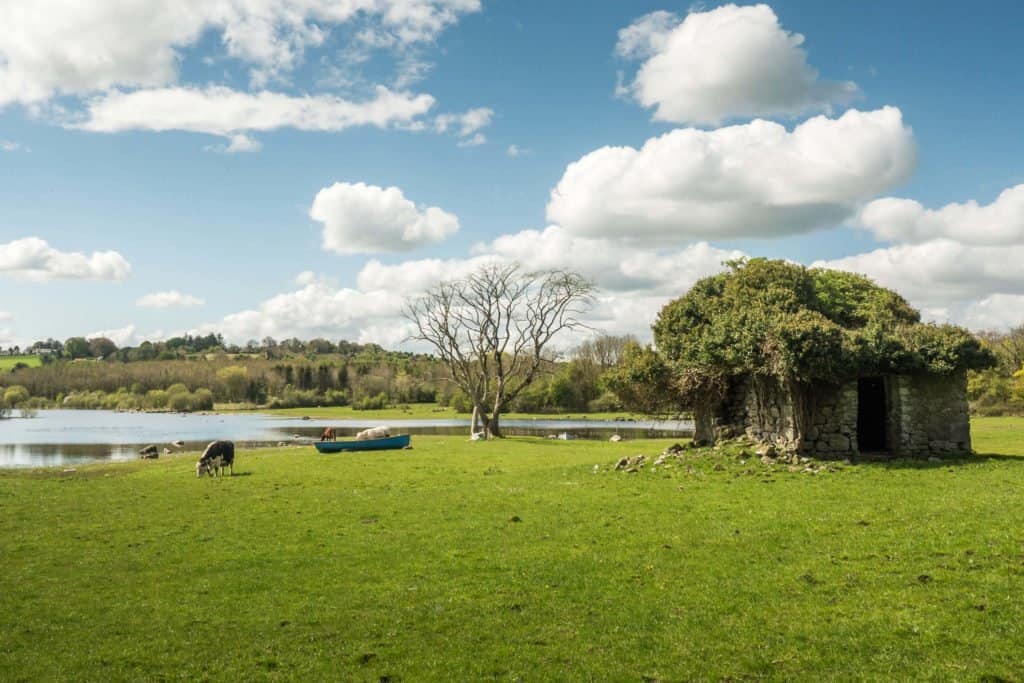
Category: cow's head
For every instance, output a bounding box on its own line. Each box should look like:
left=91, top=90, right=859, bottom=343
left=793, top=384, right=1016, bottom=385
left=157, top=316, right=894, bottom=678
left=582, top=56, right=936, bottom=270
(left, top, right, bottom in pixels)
left=196, top=461, right=209, bottom=478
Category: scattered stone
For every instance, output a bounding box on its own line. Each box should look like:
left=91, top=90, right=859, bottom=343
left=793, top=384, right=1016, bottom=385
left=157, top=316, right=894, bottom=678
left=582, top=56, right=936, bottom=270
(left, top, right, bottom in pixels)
left=666, top=443, right=685, bottom=454
left=625, top=467, right=639, bottom=473
left=509, top=515, right=522, bottom=523
left=713, top=463, right=725, bottom=471
left=609, top=434, right=623, bottom=442
left=615, top=457, right=630, bottom=471
left=917, top=574, right=933, bottom=584
left=755, top=445, right=777, bottom=459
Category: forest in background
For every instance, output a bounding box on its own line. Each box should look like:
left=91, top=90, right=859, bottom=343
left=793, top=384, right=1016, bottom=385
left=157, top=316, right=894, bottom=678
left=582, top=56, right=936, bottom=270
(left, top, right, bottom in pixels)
left=2, top=325, right=1023, bottom=416
left=0, top=333, right=633, bottom=415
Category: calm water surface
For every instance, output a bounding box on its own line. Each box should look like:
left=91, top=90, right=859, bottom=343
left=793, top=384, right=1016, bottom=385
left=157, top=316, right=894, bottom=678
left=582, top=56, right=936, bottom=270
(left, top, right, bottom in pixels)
left=0, top=409, right=693, bottom=468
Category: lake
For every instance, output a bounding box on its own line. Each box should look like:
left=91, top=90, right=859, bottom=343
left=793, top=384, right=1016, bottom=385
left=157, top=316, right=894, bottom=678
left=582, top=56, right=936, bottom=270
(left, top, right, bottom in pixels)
left=0, top=409, right=694, bottom=468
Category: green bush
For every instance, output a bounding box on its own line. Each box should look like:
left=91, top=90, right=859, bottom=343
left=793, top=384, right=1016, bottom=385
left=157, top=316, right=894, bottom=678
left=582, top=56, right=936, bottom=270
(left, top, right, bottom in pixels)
left=353, top=392, right=388, bottom=411
left=324, top=389, right=349, bottom=406
left=167, top=392, right=193, bottom=412
left=587, top=391, right=622, bottom=413
left=145, top=390, right=169, bottom=410
left=166, top=383, right=189, bottom=396
left=3, top=385, right=30, bottom=407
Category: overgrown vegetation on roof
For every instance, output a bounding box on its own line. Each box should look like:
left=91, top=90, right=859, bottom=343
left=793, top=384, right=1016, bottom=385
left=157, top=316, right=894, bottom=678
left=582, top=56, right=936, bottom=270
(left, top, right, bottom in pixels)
left=608, top=258, right=995, bottom=412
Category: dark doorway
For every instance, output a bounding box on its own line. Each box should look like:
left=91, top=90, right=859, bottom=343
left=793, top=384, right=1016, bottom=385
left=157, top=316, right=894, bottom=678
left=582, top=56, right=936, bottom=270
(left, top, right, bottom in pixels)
left=857, top=377, right=888, bottom=452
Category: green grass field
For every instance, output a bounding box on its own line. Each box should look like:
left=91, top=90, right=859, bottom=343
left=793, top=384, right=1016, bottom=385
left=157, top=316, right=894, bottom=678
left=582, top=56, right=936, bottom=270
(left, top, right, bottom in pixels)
left=2, top=421, right=1024, bottom=680
left=0, top=354, right=40, bottom=371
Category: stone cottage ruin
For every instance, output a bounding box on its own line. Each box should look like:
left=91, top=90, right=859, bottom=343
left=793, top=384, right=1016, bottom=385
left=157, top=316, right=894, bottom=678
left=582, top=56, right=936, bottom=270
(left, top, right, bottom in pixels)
left=700, top=371, right=972, bottom=459
left=627, top=258, right=995, bottom=460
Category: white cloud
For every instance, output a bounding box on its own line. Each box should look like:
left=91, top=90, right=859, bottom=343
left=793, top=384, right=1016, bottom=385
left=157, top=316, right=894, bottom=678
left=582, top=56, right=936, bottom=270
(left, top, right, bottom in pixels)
left=86, top=324, right=139, bottom=348
left=77, top=86, right=436, bottom=138
left=616, top=4, right=858, bottom=124
left=434, top=107, right=493, bottom=146
left=963, top=294, right=1024, bottom=331
left=201, top=227, right=744, bottom=348
left=205, top=134, right=264, bottom=154
left=506, top=144, right=526, bottom=157
left=0, top=311, right=14, bottom=347
left=310, top=181, right=459, bottom=254
left=136, top=291, right=205, bottom=308
left=813, top=239, right=1024, bottom=328
left=0, top=237, right=131, bottom=281
left=457, top=132, right=486, bottom=147
left=0, top=0, right=481, bottom=107
left=858, top=184, right=1024, bottom=246
left=199, top=275, right=409, bottom=345
left=1, top=140, right=20, bottom=151
left=547, top=107, right=916, bottom=243
left=434, top=107, right=493, bottom=136
left=474, top=225, right=743, bottom=294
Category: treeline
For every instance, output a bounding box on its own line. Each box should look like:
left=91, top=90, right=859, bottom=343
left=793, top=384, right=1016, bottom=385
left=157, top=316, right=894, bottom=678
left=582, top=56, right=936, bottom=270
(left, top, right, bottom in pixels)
left=3, top=334, right=406, bottom=363
left=0, top=333, right=637, bottom=414
left=968, top=326, right=1024, bottom=415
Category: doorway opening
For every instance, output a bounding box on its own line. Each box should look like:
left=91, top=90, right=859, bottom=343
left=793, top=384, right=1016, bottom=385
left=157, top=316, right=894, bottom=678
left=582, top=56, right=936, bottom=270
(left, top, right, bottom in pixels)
left=857, top=377, right=888, bottom=452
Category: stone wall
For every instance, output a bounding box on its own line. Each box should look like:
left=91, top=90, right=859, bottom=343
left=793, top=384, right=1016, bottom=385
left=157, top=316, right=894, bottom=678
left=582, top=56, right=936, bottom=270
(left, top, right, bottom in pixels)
left=889, top=371, right=971, bottom=456
left=804, top=381, right=858, bottom=458
left=710, top=371, right=971, bottom=459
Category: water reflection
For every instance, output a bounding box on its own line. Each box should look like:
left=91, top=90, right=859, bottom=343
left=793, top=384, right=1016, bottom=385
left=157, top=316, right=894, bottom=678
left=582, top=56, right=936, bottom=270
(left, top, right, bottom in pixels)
left=0, top=409, right=692, bottom=468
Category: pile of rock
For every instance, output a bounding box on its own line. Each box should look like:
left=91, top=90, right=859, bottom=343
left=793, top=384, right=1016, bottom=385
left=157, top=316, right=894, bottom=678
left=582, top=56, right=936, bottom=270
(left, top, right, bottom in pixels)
left=614, top=443, right=691, bottom=473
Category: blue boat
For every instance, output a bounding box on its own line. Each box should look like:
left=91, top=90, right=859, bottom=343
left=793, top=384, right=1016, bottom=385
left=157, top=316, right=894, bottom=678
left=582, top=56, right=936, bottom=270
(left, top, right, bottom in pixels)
left=313, top=434, right=411, bottom=453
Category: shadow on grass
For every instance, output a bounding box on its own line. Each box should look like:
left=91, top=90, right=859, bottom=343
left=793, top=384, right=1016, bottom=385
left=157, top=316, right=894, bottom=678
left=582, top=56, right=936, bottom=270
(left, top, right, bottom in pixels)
left=853, top=452, right=1024, bottom=469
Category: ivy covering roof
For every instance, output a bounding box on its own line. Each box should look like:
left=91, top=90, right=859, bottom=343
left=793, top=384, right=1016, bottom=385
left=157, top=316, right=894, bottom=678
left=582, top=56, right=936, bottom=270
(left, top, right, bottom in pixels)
left=652, top=259, right=995, bottom=394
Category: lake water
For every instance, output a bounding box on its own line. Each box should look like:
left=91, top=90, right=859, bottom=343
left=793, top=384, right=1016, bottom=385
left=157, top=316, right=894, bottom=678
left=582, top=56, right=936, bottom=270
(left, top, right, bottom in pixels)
left=0, top=409, right=693, bottom=468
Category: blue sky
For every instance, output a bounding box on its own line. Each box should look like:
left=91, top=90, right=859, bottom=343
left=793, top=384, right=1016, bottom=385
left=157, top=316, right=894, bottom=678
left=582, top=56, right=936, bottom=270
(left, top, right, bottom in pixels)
left=2, top=1, right=1023, bottom=350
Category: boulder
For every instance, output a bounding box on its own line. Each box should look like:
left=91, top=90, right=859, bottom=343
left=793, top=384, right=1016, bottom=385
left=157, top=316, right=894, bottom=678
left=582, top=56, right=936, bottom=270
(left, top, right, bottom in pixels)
left=609, top=434, right=623, bottom=442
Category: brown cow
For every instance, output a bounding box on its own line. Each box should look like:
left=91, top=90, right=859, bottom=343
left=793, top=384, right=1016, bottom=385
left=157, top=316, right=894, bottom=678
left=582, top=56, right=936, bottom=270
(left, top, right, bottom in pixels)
left=320, top=427, right=336, bottom=441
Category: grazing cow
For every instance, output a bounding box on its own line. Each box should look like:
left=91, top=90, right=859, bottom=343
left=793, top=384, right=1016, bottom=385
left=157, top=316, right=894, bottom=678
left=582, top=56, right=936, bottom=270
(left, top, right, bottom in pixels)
left=196, top=440, right=235, bottom=478
left=320, top=427, right=336, bottom=441
left=355, top=426, right=391, bottom=441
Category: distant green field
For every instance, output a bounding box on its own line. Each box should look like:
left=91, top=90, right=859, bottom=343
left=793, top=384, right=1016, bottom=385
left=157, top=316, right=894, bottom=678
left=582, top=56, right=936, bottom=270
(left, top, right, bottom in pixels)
left=1, top=419, right=1023, bottom=680
left=0, top=354, right=40, bottom=371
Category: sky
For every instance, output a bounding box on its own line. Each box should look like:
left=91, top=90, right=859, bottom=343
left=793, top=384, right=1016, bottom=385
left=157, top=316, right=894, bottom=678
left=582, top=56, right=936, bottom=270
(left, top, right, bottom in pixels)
left=2, top=0, right=1024, bottom=351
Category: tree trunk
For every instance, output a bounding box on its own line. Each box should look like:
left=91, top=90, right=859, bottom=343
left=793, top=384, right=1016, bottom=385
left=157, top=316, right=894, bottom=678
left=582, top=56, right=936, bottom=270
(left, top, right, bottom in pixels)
left=471, top=405, right=481, bottom=437
left=476, top=408, right=491, bottom=439
left=487, top=411, right=503, bottom=438
left=693, top=402, right=715, bottom=447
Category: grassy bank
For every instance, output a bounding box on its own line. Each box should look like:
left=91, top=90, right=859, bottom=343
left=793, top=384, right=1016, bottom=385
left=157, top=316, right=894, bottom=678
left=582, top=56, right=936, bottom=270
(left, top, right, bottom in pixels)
left=247, top=403, right=644, bottom=422
left=2, top=422, right=1023, bottom=680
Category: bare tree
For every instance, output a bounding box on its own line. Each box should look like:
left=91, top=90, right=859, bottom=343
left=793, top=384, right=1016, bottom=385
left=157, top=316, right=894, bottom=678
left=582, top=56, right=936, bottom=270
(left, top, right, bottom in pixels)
left=405, top=263, right=594, bottom=438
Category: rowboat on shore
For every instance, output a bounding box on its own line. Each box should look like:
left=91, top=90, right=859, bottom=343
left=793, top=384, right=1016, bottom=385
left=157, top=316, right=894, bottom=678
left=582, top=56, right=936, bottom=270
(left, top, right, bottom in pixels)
left=313, top=434, right=411, bottom=453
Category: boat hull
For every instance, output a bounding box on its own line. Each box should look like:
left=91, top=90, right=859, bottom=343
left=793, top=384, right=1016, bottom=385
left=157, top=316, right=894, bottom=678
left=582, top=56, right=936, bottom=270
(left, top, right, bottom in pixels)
left=313, top=434, right=411, bottom=453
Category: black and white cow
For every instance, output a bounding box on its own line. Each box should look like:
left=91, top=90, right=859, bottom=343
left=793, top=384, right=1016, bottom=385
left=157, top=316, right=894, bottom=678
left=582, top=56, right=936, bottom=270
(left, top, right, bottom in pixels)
left=196, top=440, right=235, bottom=477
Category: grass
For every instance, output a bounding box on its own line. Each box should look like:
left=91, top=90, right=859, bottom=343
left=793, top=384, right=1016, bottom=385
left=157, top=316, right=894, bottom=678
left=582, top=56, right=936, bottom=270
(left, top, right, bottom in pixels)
left=2, top=421, right=1024, bottom=680
left=0, top=354, right=40, bottom=371
left=246, top=402, right=644, bottom=422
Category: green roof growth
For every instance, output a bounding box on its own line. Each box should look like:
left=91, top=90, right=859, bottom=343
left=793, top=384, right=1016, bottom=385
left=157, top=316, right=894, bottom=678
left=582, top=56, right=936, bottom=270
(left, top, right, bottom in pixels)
left=649, top=258, right=995, bottom=400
